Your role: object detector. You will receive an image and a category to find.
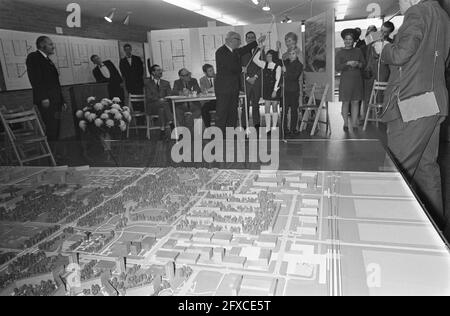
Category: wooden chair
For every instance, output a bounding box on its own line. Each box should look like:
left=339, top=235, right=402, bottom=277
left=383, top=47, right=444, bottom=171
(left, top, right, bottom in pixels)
left=363, top=81, right=388, bottom=131
left=127, top=93, right=154, bottom=140
left=0, top=106, right=56, bottom=166
left=300, top=84, right=331, bottom=136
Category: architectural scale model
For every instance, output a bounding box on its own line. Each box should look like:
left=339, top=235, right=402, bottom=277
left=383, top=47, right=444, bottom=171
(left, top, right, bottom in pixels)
left=0, top=167, right=449, bottom=296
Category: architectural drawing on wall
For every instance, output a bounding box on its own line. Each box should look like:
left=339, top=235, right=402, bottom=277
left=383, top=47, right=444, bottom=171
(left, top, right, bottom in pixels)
left=156, top=39, right=186, bottom=72
left=0, top=29, right=120, bottom=91
left=0, top=36, right=35, bottom=90
left=54, top=42, right=69, bottom=68
left=150, top=29, right=191, bottom=84
left=198, top=26, right=234, bottom=67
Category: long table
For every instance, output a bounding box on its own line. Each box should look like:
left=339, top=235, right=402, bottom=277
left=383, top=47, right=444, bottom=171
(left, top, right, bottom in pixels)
left=165, top=93, right=248, bottom=139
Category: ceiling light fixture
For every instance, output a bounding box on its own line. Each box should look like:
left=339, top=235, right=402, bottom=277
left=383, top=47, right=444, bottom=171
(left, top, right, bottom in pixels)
left=104, top=8, right=116, bottom=23
left=251, top=0, right=259, bottom=5
left=262, top=0, right=271, bottom=12
left=162, top=0, right=246, bottom=26
left=123, top=12, right=132, bottom=25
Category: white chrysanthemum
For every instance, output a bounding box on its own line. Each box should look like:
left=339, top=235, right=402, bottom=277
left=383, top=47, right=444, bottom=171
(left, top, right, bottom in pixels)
left=119, top=120, right=127, bottom=131
left=123, top=106, right=130, bottom=112
left=110, top=108, right=119, bottom=115
left=94, top=103, right=104, bottom=111
left=87, top=96, right=96, bottom=103
left=101, top=98, right=111, bottom=106
left=112, top=97, right=122, bottom=104
left=79, top=120, right=87, bottom=131
left=123, top=111, right=131, bottom=122
left=114, top=113, right=123, bottom=120
left=106, top=119, right=115, bottom=128
left=83, top=107, right=88, bottom=111
left=84, top=111, right=91, bottom=119
left=87, top=113, right=97, bottom=122
left=94, top=119, right=104, bottom=127
left=75, top=110, right=84, bottom=119
left=111, top=103, right=121, bottom=110
left=100, top=113, right=109, bottom=120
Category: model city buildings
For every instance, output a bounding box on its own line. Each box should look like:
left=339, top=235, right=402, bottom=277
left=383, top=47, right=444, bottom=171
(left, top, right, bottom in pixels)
left=2, top=166, right=446, bottom=296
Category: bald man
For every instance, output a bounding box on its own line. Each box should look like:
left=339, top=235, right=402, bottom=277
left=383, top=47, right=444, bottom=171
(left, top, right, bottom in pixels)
left=381, top=0, right=450, bottom=232
left=215, top=32, right=266, bottom=132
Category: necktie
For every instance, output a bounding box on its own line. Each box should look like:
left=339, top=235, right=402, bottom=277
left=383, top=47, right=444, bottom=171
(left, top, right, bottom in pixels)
left=156, top=80, right=160, bottom=90
left=210, top=78, right=214, bottom=88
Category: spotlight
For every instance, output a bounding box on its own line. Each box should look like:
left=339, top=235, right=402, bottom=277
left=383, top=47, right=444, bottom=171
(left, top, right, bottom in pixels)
left=104, top=8, right=116, bottom=23
left=251, top=0, right=259, bottom=4
left=262, top=0, right=271, bottom=11
left=123, top=12, right=132, bottom=25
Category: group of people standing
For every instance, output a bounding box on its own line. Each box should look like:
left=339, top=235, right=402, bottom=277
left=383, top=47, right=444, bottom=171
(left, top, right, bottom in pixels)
left=335, top=21, right=396, bottom=131
left=215, top=31, right=304, bottom=136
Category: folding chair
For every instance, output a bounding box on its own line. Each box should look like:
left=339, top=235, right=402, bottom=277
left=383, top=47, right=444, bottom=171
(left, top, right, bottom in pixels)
left=363, top=81, right=388, bottom=131
left=299, top=84, right=331, bottom=136
left=0, top=106, right=56, bottom=166
left=127, top=94, right=153, bottom=140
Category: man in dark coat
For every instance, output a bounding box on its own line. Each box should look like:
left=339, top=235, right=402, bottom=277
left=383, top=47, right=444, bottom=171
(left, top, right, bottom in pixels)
left=119, top=44, right=144, bottom=95
left=241, top=31, right=262, bottom=129
left=26, top=36, right=66, bottom=142
left=381, top=0, right=450, bottom=231
left=91, top=55, right=124, bottom=101
left=215, top=32, right=265, bottom=132
left=145, top=64, right=174, bottom=140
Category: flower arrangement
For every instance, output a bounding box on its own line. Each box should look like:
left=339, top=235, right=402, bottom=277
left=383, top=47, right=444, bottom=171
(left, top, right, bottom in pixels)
left=76, top=97, right=131, bottom=134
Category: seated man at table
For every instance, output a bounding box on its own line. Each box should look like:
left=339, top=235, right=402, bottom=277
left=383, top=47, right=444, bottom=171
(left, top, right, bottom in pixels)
left=200, top=64, right=217, bottom=128
left=172, top=68, right=202, bottom=128
left=145, top=64, right=175, bottom=140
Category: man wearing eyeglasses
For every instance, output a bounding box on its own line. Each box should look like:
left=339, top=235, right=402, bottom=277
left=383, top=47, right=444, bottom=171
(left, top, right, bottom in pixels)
left=172, top=68, right=202, bottom=129
left=215, top=32, right=266, bottom=133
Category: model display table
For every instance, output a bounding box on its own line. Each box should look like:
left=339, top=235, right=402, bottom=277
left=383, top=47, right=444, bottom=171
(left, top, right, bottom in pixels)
left=0, top=165, right=448, bottom=296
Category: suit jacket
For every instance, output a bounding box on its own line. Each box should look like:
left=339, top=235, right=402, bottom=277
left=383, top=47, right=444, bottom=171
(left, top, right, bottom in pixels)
left=381, top=0, right=450, bottom=122
left=200, top=76, right=216, bottom=93
left=172, top=78, right=201, bottom=96
left=146, top=78, right=172, bottom=104
left=26, top=51, right=64, bottom=106
left=93, top=60, right=123, bottom=85
left=119, top=55, right=144, bottom=92
left=241, top=46, right=261, bottom=78
left=215, top=41, right=258, bottom=94
left=145, top=78, right=171, bottom=114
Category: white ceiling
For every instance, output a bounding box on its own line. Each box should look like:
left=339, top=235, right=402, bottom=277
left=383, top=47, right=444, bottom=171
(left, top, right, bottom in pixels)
left=16, top=0, right=400, bottom=29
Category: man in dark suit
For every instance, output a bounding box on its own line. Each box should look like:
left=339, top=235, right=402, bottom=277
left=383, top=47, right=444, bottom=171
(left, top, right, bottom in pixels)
left=26, top=36, right=66, bottom=142
left=241, top=31, right=262, bottom=129
left=172, top=68, right=202, bottom=128
left=215, top=32, right=265, bottom=132
left=119, top=44, right=144, bottom=95
left=381, top=0, right=450, bottom=231
left=145, top=64, right=174, bottom=140
left=200, top=64, right=216, bottom=128
left=91, top=55, right=124, bottom=101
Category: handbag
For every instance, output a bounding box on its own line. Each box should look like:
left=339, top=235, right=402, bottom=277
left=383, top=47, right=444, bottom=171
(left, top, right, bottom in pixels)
left=397, top=25, right=440, bottom=123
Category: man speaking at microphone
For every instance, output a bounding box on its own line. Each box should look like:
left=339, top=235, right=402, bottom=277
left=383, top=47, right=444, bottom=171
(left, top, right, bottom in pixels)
left=215, top=32, right=266, bottom=133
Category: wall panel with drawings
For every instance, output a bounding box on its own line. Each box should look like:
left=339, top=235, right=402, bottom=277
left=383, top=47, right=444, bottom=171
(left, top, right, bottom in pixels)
left=0, top=29, right=120, bottom=91
left=149, top=23, right=303, bottom=85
